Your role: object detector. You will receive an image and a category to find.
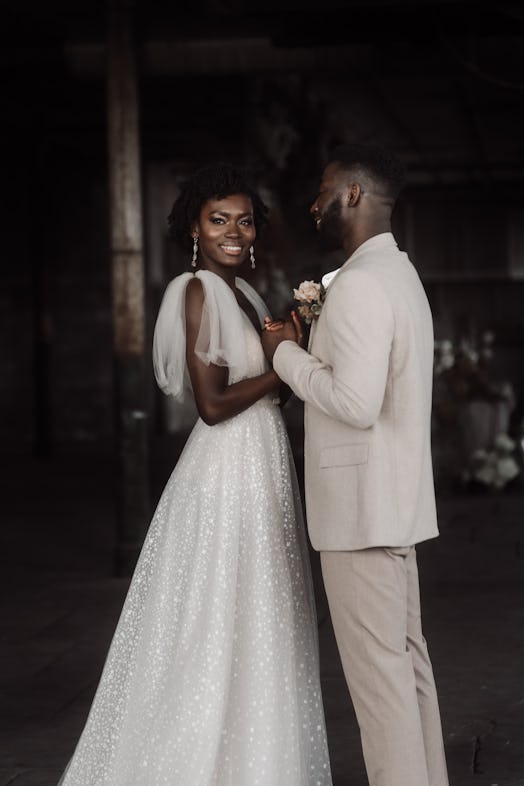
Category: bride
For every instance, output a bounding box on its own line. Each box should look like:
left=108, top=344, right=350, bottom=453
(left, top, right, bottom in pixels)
left=58, top=162, right=332, bottom=785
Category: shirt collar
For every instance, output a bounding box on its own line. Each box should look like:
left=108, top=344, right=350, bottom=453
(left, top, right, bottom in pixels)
left=321, top=268, right=340, bottom=289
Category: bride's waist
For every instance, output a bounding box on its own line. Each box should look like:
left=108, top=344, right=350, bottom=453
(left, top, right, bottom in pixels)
left=260, top=391, right=281, bottom=406
left=235, top=394, right=281, bottom=417
left=196, top=395, right=281, bottom=430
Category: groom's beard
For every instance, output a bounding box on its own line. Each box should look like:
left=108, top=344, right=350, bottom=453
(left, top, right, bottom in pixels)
left=318, top=196, right=344, bottom=252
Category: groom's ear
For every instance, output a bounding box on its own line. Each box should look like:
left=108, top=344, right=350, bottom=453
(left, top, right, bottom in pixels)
left=346, top=182, right=361, bottom=207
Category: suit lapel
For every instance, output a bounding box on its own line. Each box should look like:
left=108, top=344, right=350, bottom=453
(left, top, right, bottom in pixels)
left=308, top=320, right=316, bottom=351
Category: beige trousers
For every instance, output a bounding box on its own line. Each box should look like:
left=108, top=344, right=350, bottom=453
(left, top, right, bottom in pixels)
left=321, top=546, right=449, bottom=786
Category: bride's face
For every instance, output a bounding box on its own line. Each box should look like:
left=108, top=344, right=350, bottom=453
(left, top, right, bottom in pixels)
left=193, top=193, right=256, bottom=272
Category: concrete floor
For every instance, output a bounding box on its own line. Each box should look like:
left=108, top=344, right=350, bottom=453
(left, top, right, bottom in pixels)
left=1, top=448, right=524, bottom=786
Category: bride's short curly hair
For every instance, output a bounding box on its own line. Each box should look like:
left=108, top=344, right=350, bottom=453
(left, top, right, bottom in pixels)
left=167, top=162, right=269, bottom=250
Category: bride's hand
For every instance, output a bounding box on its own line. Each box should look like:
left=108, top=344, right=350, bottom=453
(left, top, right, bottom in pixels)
left=263, top=316, right=286, bottom=332
left=263, top=314, right=304, bottom=346
left=262, top=313, right=305, bottom=351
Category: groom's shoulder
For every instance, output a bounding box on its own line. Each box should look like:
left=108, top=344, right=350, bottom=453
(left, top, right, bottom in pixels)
left=339, top=254, right=391, bottom=286
left=329, top=264, right=392, bottom=316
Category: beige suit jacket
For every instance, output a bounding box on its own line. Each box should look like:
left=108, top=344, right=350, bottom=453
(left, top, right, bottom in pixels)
left=274, top=233, right=439, bottom=551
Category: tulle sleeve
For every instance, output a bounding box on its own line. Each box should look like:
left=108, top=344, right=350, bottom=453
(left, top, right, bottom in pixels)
left=152, top=270, right=256, bottom=401
left=152, top=273, right=194, bottom=401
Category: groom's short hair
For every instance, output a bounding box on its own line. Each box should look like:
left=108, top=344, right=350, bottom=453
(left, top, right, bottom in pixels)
left=327, top=142, right=407, bottom=201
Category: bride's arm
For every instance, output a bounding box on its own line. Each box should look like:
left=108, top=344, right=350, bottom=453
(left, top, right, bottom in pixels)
left=262, top=314, right=304, bottom=410
left=185, top=277, right=280, bottom=426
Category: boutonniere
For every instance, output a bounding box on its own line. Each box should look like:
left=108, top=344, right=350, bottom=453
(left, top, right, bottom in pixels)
left=293, top=280, right=326, bottom=324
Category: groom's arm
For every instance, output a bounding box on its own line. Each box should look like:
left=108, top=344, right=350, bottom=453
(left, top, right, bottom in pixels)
left=273, top=270, right=394, bottom=430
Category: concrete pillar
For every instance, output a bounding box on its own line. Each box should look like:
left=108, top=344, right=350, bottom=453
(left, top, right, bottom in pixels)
left=106, top=0, right=150, bottom=576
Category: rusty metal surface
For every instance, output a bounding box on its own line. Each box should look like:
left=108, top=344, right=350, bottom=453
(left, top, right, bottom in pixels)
left=111, top=250, right=145, bottom=356
left=106, top=1, right=145, bottom=357
left=106, top=0, right=150, bottom=574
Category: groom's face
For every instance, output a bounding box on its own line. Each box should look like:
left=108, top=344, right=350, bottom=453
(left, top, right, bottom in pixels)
left=310, top=163, right=346, bottom=251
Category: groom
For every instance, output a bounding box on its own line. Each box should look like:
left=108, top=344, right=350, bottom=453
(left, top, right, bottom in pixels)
left=262, top=143, right=449, bottom=786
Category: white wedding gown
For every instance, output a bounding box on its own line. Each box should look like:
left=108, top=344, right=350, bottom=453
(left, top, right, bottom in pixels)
left=58, top=270, right=332, bottom=786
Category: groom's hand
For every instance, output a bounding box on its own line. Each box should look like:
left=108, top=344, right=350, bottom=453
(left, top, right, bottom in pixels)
left=264, top=311, right=305, bottom=346
left=261, top=314, right=301, bottom=363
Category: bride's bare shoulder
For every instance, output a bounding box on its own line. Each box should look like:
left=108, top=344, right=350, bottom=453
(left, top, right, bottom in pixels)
left=185, top=274, right=204, bottom=300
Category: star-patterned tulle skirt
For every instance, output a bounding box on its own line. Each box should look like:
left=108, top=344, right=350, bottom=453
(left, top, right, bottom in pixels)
left=58, top=397, right=332, bottom=785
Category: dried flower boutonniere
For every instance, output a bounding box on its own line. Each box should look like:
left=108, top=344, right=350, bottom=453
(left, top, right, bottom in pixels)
left=293, top=280, right=326, bottom=324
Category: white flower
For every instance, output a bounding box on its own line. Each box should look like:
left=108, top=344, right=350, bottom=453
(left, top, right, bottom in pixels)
left=494, top=433, right=516, bottom=453
left=496, top=456, right=520, bottom=482
left=467, top=433, right=521, bottom=491
left=440, top=352, right=455, bottom=370
left=293, top=280, right=322, bottom=303
left=475, top=463, right=497, bottom=486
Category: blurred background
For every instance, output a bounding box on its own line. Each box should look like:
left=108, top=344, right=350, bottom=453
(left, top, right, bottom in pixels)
left=2, top=1, right=524, bottom=784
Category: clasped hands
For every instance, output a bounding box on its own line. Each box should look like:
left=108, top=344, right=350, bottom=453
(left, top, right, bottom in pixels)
left=261, top=310, right=305, bottom=364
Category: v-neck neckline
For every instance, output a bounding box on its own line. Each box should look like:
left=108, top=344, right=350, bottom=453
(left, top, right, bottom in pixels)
left=234, top=289, right=261, bottom=335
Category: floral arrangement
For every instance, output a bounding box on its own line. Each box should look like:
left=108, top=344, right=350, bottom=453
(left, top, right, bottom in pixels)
left=462, top=433, right=521, bottom=491
left=432, top=328, right=522, bottom=493
left=292, top=280, right=326, bottom=324
left=432, top=330, right=513, bottom=406
left=433, top=331, right=495, bottom=377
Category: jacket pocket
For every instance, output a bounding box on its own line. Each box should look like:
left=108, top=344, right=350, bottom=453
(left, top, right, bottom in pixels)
left=319, top=443, right=369, bottom=468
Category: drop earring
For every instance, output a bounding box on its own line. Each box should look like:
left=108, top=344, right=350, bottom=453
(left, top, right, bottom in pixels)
left=250, top=245, right=256, bottom=269
left=191, top=236, right=198, bottom=268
